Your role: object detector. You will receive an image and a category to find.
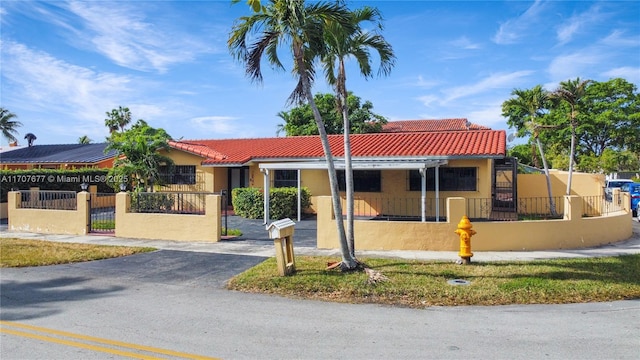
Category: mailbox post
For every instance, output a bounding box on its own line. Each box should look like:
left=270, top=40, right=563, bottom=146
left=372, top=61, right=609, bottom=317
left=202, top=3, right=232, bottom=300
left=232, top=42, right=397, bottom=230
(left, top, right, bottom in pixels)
left=267, top=218, right=296, bottom=276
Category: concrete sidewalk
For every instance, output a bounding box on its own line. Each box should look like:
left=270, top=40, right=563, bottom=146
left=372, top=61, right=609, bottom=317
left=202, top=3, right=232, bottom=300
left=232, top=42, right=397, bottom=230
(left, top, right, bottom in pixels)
left=2, top=216, right=640, bottom=262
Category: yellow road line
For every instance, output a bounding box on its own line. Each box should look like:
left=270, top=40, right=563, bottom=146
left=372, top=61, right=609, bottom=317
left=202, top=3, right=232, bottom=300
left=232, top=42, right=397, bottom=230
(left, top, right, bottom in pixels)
left=0, top=321, right=220, bottom=360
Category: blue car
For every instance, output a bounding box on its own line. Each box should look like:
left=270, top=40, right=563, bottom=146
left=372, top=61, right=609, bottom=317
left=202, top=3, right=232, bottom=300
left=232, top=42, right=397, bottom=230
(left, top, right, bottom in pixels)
left=620, top=183, right=640, bottom=217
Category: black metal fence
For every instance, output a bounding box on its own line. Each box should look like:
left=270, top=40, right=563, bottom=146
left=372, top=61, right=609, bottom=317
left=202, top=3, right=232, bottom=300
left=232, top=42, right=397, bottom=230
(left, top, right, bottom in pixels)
left=18, top=190, right=77, bottom=210
left=582, top=193, right=624, bottom=217
left=341, top=196, right=448, bottom=221
left=90, top=193, right=116, bottom=233
left=466, top=196, right=565, bottom=221
left=129, top=192, right=207, bottom=214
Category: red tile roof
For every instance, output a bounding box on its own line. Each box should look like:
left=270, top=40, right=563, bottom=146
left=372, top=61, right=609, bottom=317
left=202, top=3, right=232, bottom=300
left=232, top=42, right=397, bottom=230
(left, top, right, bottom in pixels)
left=170, top=130, right=506, bottom=165
left=381, top=119, right=490, bottom=132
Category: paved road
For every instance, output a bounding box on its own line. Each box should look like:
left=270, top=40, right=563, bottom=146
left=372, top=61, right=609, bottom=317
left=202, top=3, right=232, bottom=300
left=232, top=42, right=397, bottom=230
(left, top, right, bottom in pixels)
left=1, top=217, right=639, bottom=359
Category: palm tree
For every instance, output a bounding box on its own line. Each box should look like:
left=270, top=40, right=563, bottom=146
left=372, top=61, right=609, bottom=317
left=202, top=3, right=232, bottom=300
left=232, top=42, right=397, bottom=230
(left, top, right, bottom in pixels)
left=78, top=135, right=92, bottom=144
left=24, top=133, right=37, bottom=147
left=321, top=6, right=395, bottom=257
left=229, top=0, right=358, bottom=270
left=0, top=108, right=22, bottom=144
left=502, top=85, right=557, bottom=215
left=552, top=78, right=591, bottom=195
left=105, top=106, right=132, bottom=133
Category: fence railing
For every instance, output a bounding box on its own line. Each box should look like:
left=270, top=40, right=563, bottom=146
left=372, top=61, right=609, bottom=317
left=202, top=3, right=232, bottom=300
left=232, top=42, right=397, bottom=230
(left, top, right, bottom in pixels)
left=337, top=194, right=626, bottom=222
left=582, top=194, right=624, bottom=217
left=18, top=190, right=77, bottom=210
left=129, top=192, right=207, bottom=214
left=466, top=196, right=565, bottom=221
left=340, top=196, right=448, bottom=221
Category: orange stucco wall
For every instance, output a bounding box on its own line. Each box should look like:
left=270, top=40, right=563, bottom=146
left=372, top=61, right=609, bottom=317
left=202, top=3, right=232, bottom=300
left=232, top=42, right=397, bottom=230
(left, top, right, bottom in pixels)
left=317, top=195, right=632, bottom=251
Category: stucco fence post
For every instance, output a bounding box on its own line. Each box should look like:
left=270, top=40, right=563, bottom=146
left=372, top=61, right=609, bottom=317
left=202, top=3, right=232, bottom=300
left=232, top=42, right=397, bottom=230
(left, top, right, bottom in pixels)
left=115, top=192, right=221, bottom=242
left=7, top=191, right=90, bottom=235
left=316, top=194, right=632, bottom=252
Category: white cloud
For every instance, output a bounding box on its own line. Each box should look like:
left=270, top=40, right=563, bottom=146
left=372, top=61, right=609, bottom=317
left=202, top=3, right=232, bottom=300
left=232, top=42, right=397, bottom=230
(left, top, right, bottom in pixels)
left=48, top=1, right=216, bottom=73
left=2, top=41, right=134, bottom=126
left=190, top=116, right=238, bottom=135
left=601, top=30, right=640, bottom=47
left=547, top=50, right=604, bottom=83
left=450, top=36, right=481, bottom=50
left=466, top=102, right=505, bottom=128
left=493, top=0, right=546, bottom=45
left=556, top=4, right=604, bottom=46
left=415, top=75, right=439, bottom=89
left=601, top=67, right=640, bottom=84
left=442, top=71, right=534, bottom=103
left=416, top=94, right=439, bottom=108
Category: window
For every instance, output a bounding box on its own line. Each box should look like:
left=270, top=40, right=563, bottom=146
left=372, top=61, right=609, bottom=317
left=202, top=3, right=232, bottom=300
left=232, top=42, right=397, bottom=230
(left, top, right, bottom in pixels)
left=159, top=165, right=196, bottom=184
left=409, top=167, right=477, bottom=191
left=338, top=170, right=381, bottom=192
left=274, top=170, right=298, bottom=188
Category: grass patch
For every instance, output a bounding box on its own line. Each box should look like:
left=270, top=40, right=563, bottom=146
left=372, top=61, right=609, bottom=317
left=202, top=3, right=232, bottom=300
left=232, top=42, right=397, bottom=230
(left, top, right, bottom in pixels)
left=0, top=238, right=156, bottom=267
left=222, top=228, right=243, bottom=236
left=227, top=255, right=640, bottom=307
left=91, top=220, right=115, bottom=230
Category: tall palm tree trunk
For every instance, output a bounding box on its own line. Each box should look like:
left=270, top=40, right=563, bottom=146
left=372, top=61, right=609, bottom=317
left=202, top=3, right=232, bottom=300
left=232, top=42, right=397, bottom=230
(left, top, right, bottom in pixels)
left=535, top=137, right=557, bottom=215
left=566, top=120, right=576, bottom=196
left=295, top=46, right=357, bottom=270
left=337, top=61, right=355, bottom=257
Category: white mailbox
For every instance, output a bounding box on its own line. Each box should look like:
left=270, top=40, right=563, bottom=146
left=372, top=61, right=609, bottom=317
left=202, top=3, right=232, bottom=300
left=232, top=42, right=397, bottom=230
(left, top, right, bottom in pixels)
left=267, top=218, right=296, bottom=239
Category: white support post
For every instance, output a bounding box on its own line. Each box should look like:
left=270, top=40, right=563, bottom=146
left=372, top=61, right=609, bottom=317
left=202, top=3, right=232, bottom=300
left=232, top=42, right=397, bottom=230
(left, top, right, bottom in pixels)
left=420, top=168, right=426, bottom=222
left=435, top=165, right=440, bottom=222
left=262, top=168, right=270, bottom=225
left=297, top=169, right=301, bottom=222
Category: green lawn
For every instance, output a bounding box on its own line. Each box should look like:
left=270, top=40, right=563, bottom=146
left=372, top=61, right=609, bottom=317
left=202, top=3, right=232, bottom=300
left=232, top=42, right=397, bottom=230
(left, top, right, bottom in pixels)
left=227, top=255, right=640, bottom=307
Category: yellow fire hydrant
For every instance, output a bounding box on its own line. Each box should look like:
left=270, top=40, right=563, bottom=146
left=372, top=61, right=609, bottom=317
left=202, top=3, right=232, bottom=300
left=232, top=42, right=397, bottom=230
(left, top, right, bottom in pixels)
left=454, top=215, right=476, bottom=264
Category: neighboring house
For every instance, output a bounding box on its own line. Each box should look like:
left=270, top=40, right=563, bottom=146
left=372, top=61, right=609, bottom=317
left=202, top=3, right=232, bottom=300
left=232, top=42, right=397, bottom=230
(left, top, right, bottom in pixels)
left=0, top=143, right=117, bottom=169
left=380, top=118, right=490, bottom=133
left=162, top=127, right=510, bottom=219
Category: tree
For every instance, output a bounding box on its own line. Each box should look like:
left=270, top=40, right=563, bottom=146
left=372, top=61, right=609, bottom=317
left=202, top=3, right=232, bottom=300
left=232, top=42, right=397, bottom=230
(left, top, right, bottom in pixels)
left=276, top=92, right=387, bottom=136
left=514, top=78, right=639, bottom=174
left=105, top=106, right=132, bottom=133
left=507, top=144, right=534, bottom=166
left=24, top=133, right=37, bottom=147
left=551, top=78, right=591, bottom=195
left=105, top=119, right=173, bottom=192
left=78, top=135, right=92, bottom=144
left=577, top=78, right=640, bottom=161
left=502, top=85, right=557, bottom=215
left=0, top=108, right=22, bottom=144
left=229, top=0, right=359, bottom=270
left=320, top=5, right=395, bottom=258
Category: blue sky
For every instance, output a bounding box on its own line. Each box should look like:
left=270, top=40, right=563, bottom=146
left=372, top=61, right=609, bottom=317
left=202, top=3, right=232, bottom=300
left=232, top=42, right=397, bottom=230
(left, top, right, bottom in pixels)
left=1, top=0, right=639, bottom=147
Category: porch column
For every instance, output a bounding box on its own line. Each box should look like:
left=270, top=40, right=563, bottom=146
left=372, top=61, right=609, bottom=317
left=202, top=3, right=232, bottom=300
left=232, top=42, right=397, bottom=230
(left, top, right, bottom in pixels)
left=297, top=169, right=301, bottom=222
left=262, top=168, right=270, bottom=225
left=435, top=165, right=440, bottom=222
left=420, top=168, right=426, bottom=222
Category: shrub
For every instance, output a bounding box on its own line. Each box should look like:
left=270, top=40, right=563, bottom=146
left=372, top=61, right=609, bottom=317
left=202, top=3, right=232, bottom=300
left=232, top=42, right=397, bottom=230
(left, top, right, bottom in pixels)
left=232, top=187, right=311, bottom=220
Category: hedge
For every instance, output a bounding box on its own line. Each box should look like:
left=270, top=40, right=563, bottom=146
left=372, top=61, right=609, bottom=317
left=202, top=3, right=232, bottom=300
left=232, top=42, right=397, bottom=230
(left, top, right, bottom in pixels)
left=232, top=187, right=311, bottom=220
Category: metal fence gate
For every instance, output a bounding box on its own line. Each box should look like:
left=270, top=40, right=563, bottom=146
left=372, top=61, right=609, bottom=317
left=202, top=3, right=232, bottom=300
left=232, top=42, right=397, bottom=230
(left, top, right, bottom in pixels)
left=89, top=193, right=116, bottom=233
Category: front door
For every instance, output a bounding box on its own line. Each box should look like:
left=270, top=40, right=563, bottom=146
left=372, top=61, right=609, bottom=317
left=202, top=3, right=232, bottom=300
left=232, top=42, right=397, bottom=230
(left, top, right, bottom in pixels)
left=227, top=167, right=250, bottom=205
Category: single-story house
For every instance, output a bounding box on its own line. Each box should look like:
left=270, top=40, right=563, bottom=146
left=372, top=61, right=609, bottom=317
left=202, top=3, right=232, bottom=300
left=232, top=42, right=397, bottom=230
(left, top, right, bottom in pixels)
left=161, top=124, right=511, bottom=221
left=0, top=143, right=117, bottom=170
